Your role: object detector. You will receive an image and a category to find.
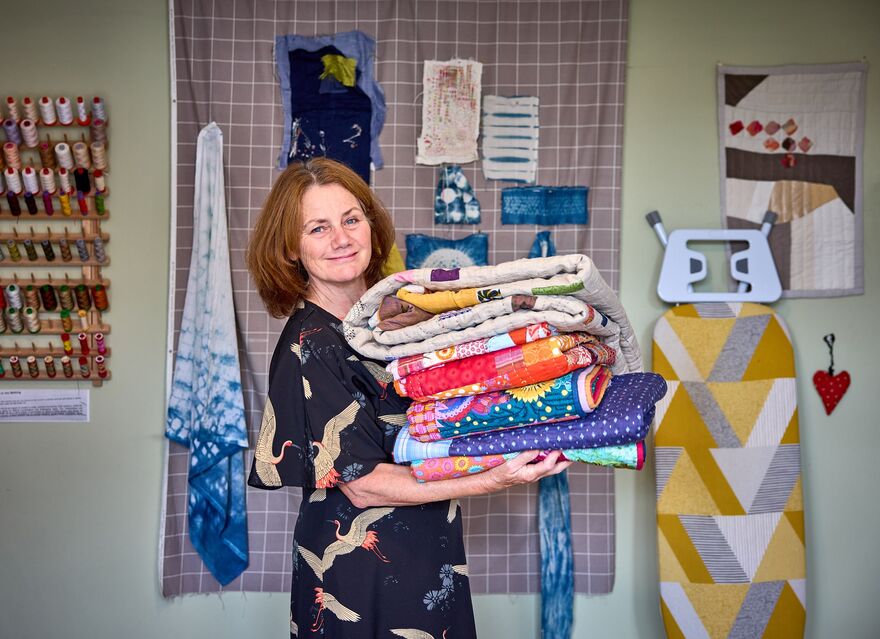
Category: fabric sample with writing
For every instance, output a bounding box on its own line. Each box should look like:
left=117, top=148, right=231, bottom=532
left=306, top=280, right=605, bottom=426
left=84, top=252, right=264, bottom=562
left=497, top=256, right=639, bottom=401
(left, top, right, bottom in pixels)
left=165, top=123, right=249, bottom=586
left=482, top=95, right=539, bottom=183
left=417, top=59, right=483, bottom=165
left=718, top=62, right=866, bottom=297
left=405, top=233, right=488, bottom=270
left=501, top=186, right=589, bottom=225
left=434, top=165, right=481, bottom=224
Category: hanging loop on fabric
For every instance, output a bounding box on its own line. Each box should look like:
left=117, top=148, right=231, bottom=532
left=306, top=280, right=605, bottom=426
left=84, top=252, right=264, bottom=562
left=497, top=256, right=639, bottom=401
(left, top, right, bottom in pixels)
left=823, top=333, right=836, bottom=375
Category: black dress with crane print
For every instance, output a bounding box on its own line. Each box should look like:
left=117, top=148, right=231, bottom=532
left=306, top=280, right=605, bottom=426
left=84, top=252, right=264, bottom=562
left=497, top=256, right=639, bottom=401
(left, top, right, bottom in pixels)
left=248, top=301, right=477, bottom=638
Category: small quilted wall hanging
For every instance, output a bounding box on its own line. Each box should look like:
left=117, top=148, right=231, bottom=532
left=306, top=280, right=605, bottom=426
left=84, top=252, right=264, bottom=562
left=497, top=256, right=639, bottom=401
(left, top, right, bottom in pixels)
left=482, top=95, right=540, bottom=183
left=404, top=233, right=488, bottom=270
left=434, top=165, right=481, bottom=224
left=718, top=62, right=867, bottom=297
left=416, top=59, right=483, bottom=165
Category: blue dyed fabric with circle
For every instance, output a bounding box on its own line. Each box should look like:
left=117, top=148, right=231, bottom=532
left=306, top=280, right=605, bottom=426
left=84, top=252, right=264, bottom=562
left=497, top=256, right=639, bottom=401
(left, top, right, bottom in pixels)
left=405, top=233, right=489, bottom=270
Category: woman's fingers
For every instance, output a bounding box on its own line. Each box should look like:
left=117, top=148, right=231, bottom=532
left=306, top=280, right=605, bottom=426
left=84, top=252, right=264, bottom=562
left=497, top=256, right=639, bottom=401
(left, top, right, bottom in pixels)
left=506, top=450, right=541, bottom=471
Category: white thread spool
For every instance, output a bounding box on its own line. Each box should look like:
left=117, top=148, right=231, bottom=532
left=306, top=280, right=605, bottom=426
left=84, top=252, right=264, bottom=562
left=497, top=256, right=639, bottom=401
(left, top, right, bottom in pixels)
left=39, top=168, right=57, bottom=194
left=93, top=236, right=106, bottom=263
left=58, top=167, right=73, bottom=193
left=0, top=307, right=6, bottom=333
left=5, top=283, right=23, bottom=309
left=3, top=142, right=21, bottom=170
left=4, top=167, right=22, bottom=194
left=24, top=307, right=41, bottom=334
left=39, top=96, right=57, bottom=125
left=93, top=169, right=106, bottom=192
left=54, top=142, right=74, bottom=170
left=22, top=97, right=38, bottom=122
left=75, top=97, right=89, bottom=125
left=90, top=142, right=107, bottom=170
left=56, top=97, right=74, bottom=125
left=6, top=309, right=23, bottom=334
left=72, top=141, right=91, bottom=169
left=92, top=97, right=106, bottom=121
left=22, top=166, right=39, bottom=195
left=5, top=96, right=20, bottom=122
left=20, top=119, right=39, bottom=148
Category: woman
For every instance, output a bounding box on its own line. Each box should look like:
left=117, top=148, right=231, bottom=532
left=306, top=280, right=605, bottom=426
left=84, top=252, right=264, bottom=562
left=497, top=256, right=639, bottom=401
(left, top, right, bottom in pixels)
left=247, top=157, right=571, bottom=638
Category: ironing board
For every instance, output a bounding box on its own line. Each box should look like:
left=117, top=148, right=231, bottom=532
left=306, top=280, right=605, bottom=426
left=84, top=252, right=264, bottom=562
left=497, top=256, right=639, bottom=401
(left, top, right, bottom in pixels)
left=652, top=302, right=806, bottom=638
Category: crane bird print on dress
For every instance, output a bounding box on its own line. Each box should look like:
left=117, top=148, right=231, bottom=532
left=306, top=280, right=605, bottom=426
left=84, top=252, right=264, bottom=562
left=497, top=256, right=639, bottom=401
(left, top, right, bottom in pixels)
left=253, top=397, right=292, bottom=487
left=391, top=628, right=448, bottom=639
left=297, top=507, right=395, bottom=581
left=311, top=587, right=361, bottom=630
left=290, top=342, right=312, bottom=399
left=312, top=400, right=360, bottom=488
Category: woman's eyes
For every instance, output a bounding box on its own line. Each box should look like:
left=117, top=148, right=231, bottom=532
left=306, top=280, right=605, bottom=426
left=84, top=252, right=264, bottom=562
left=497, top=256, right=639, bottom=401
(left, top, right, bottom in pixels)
left=307, top=216, right=363, bottom=235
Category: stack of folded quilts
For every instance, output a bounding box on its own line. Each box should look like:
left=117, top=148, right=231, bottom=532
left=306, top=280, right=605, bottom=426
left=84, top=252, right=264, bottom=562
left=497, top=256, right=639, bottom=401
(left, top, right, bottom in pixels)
left=342, top=254, right=667, bottom=481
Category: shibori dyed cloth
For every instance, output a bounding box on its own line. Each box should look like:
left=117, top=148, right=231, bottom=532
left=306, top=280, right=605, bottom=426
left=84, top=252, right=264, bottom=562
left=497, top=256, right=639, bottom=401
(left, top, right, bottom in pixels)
left=481, top=95, right=540, bottom=183
left=410, top=442, right=646, bottom=482
left=407, top=366, right=612, bottom=442
left=388, top=322, right=557, bottom=380
left=394, top=332, right=608, bottom=400
left=393, top=373, right=666, bottom=462
left=342, top=254, right=642, bottom=376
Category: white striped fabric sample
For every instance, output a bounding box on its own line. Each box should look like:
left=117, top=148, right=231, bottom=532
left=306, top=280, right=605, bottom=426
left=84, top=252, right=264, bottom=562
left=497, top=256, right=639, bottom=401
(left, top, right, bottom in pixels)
left=481, top=95, right=539, bottom=183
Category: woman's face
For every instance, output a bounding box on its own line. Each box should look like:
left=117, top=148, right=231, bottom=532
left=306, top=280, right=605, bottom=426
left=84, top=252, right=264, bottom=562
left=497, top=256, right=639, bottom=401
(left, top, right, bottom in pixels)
left=297, top=183, right=373, bottom=292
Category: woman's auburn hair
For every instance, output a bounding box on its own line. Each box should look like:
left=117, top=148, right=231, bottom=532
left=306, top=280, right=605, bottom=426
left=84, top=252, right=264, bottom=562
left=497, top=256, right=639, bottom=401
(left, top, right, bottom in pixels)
left=246, top=158, right=395, bottom=318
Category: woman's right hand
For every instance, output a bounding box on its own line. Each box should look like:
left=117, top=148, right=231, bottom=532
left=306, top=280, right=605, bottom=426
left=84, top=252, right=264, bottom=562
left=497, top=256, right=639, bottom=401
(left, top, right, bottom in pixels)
left=481, top=450, right=573, bottom=492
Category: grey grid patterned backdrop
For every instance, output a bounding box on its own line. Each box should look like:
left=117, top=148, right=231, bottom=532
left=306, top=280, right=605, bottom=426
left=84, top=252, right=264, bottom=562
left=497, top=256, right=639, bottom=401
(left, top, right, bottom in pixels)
left=163, top=0, right=628, bottom=596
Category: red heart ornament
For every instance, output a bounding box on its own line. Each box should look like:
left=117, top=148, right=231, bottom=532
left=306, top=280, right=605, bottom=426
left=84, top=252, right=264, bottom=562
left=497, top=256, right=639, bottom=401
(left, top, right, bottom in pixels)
left=813, top=370, right=851, bottom=415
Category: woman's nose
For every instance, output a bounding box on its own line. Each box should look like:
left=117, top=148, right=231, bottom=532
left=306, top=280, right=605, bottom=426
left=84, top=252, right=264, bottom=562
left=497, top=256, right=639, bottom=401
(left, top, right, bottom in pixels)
left=329, top=224, right=352, bottom=247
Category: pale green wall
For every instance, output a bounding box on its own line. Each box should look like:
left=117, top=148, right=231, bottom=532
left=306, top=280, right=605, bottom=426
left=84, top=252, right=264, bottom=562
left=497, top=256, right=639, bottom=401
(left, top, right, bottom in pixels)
left=0, top=1, right=877, bottom=637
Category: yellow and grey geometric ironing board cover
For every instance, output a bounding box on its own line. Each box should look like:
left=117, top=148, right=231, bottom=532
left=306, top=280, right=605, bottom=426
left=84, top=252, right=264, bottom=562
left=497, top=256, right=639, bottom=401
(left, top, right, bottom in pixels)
left=653, top=302, right=806, bottom=638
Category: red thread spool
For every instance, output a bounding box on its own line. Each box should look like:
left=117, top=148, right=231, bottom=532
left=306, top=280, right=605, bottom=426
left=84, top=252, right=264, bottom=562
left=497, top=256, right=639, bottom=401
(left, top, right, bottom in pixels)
left=10, top=355, right=23, bottom=377
left=27, top=355, right=39, bottom=378
left=78, top=332, right=90, bottom=355
left=79, top=356, right=90, bottom=378
left=61, top=332, right=73, bottom=355
left=61, top=355, right=73, bottom=378
left=44, top=355, right=56, bottom=378
left=95, top=355, right=108, bottom=378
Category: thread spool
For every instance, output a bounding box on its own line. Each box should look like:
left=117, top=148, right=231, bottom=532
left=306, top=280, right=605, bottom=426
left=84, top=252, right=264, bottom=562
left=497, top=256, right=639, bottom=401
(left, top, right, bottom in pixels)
left=38, top=141, right=56, bottom=169
left=58, top=238, right=72, bottom=261
left=56, top=97, right=74, bottom=125
left=6, top=192, right=21, bottom=216
left=3, top=144, right=21, bottom=171
left=93, top=237, right=106, bottom=263
left=76, top=190, right=89, bottom=215
left=95, top=332, right=106, bottom=354
left=93, top=169, right=106, bottom=192
left=38, top=97, right=57, bottom=125
left=41, top=191, right=54, bottom=215
left=22, top=97, right=38, bottom=122
left=25, top=355, right=39, bottom=378
left=5, top=283, right=23, bottom=308
left=78, top=332, right=90, bottom=355
left=95, top=355, right=108, bottom=379
left=0, top=309, right=5, bottom=333
left=39, top=168, right=56, bottom=194
left=89, top=119, right=107, bottom=146
left=44, top=355, right=56, bottom=378
left=61, top=355, right=73, bottom=377
left=39, top=284, right=58, bottom=310
left=10, top=355, right=23, bottom=377
left=5, top=96, right=20, bottom=121
left=24, top=307, right=40, bottom=333
left=55, top=142, right=74, bottom=170
left=40, top=239, right=55, bottom=261
left=79, top=356, right=90, bottom=378
left=74, top=167, right=90, bottom=193
left=20, top=119, right=38, bottom=147
left=58, top=285, right=74, bottom=310
left=94, top=191, right=106, bottom=215
left=6, top=308, right=23, bottom=333
left=61, top=332, right=73, bottom=355
left=23, top=284, right=40, bottom=309
left=92, top=97, right=107, bottom=121
left=58, top=167, right=72, bottom=193
left=0, top=244, right=4, bottom=262
left=5, top=238, right=21, bottom=261
left=93, top=284, right=109, bottom=311
left=90, top=143, right=107, bottom=171
left=72, top=143, right=91, bottom=170
left=78, top=309, right=89, bottom=331
left=75, top=283, right=91, bottom=310
left=0, top=359, right=5, bottom=377
left=4, top=167, right=22, bottom=194
left=59, top=191, right=72, bottom=216
left=60, top=308, right=73, bottom=331
left=3, top=119, right=22, bottom=146
left=75, top=97, right=90, bottom=125
left=22, top=167, right=38, bottom=195
left=75, top=238, right=89, bottom=261
left=24, top=192, right=38, bottom=215
left=23, top=239, right=38, bottom=261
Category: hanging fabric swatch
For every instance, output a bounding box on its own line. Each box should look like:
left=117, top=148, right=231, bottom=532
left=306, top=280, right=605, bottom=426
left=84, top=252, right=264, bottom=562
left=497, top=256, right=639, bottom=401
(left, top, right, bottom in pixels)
left=416, top=59, right=483, bottom=165
left=165, top=123, right=249, bottom=586
left=529, top=231, right=556, bottom=258
left=434, top=165, right=481, bottom=224
left=482, top=95, right=540, bottom=183
left=502, top=186, right=589, bottom=225
left=275, top=31, right=386, bottom=178
left=405, top=233, right=489, bottom=270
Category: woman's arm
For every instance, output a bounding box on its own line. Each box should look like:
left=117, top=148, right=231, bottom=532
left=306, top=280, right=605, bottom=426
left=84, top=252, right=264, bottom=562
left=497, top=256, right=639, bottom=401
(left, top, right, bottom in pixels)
left=339, top=451, right=573, bottom=509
